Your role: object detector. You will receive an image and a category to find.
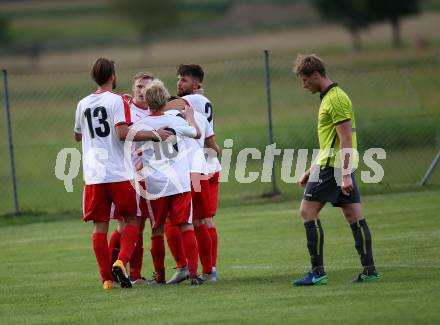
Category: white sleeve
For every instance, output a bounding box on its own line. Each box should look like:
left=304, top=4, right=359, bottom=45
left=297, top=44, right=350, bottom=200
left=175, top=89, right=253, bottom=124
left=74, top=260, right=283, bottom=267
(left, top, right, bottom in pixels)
left=181, top=94, right=202, bottom=112
left=174, top=125, right=197, bottom=138
left=183, top=94, right=207, bottom=117
left=74, top=103, right=82, bottom=133
left=172, top=117, right=196, bottom=138
left=181, top=95, right=195, bottom=107
left=114, top=97, right=131, bottom=127
left=166, top=109, right=182, bottom=117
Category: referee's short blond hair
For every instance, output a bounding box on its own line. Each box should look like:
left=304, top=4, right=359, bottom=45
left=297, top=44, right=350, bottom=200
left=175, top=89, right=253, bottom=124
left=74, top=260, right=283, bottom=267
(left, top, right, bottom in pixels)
left=144, top=79, right=170, bottom=112
left=293, top=54, right=326, bottom=77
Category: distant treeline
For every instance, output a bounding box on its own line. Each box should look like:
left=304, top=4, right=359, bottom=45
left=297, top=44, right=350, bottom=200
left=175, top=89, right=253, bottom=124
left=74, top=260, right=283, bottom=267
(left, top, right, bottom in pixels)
left=0, top=0, right=439, bottom=56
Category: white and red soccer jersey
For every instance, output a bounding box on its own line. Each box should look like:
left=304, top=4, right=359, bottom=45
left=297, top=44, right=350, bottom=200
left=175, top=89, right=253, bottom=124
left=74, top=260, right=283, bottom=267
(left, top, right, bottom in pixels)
left=134, top=112, right=197, bottom=199
left=181, top=94, right=214, bottom=129
left=182, top=94, right=221, bottom=173
left=108, top=100, right=150, bottom=220
left=74, top=91, right=134, bottom=185
left=129, top=101, right=150, bottom=168
left=130, top=101, right=150, bottom=123
left=166, top=110, right=212, bottom=174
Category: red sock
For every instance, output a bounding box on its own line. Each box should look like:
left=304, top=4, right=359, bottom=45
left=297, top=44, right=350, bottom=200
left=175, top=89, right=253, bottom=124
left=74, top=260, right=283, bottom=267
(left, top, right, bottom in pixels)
left=150, top=235, right=165, bottom=281
left=129, top=234, right=143, bottom=280
left=165, top=222, right=187, bottom=269
left=208, top=227, right=218, bottom=268
left=92, top=232, right=112, bottom=282
left=181, top=229, right=199, bottom=277
left=118, top=224, right=139, bottom=265
left=108, top=230, right=121, bottom=268
left=194, top=224, right=212, bottom=274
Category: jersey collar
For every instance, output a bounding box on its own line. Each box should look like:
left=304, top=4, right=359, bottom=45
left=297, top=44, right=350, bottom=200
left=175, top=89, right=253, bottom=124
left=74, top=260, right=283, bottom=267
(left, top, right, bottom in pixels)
left=132, top=101, right=149, bottom=110
left=320, top=82, right=338, bottom=101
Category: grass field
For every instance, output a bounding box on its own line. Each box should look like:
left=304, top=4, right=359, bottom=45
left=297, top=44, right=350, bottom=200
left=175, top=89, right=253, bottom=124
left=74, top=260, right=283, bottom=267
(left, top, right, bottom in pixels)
left=0, top=4, right=439, bottom=324
left=1, top=189, right=440, bottom=324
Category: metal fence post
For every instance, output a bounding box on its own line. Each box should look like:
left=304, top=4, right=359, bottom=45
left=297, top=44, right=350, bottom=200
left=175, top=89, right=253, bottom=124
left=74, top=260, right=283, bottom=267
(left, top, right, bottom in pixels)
left=420, top=149, right=440, bottom=186
left=263, top=50, right=280, bottom=196
left=2, top=69, right=19, bottom=215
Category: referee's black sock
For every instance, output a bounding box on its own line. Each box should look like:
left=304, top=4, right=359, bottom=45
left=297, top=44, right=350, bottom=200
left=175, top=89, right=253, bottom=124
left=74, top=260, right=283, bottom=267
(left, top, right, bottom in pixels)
left=304, top=219, right=325, bottom=275
left=350, top=219, right=376, bottom=275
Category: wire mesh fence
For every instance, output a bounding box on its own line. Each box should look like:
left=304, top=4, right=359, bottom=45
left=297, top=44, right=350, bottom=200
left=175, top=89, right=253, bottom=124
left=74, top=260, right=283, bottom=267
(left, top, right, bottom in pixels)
left=1, top=53, right=439, bottom=215
left=268, top=54, right=440, bottom=192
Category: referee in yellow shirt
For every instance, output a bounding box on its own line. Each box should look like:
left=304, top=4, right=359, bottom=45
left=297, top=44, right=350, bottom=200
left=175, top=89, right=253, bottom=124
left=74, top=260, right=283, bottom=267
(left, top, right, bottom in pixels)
left=292, top=54, right=380, bottom=285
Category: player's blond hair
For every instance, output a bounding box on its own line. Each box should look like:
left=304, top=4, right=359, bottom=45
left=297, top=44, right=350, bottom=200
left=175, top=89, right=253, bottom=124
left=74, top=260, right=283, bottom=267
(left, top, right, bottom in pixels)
left=133, top=71, right=154, bottom=82
left=293, top=54, right=326, bottom=77
left=144, top=79, right=170, bottom=112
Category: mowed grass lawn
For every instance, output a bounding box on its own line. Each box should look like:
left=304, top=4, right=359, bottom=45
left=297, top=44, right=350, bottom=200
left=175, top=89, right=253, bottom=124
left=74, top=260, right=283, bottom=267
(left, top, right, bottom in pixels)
left=1, top=190, right=440, bottom=324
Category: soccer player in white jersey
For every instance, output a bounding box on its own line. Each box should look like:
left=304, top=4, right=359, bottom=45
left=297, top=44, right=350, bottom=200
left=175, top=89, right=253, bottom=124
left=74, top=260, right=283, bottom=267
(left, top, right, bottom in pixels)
left=108, top=72, right=154, bottom=285
left=166, top=64, right=221, bottom=280
left=135, top=79, right=203, bottom=285
left=166, top=108, right=220, bottom=281
left=74, top=59, right=171, bottom=289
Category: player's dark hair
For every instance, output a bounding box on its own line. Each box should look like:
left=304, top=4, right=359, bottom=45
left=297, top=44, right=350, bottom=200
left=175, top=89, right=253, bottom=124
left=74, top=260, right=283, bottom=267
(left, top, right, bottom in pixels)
left=177, top=64, right=204, bottom=82
left=293, top=54, right=326, bottom=77
left=91, top=58, right=115, bottom=86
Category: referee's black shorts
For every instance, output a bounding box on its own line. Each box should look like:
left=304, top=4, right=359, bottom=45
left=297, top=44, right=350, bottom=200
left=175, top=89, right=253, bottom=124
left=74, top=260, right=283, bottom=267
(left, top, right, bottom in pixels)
left=303, top=166, right=361, bottom=207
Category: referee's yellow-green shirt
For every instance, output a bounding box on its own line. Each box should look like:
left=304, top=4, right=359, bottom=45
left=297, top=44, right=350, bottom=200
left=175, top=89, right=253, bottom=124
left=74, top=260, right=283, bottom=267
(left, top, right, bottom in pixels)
left=316, top=83, right=358, bottom=168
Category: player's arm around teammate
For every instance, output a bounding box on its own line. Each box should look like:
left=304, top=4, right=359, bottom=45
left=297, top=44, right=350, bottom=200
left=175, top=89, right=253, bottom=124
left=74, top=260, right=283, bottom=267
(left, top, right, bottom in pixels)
left=108, top=72, right=157, bottom=285
left=74, top=62, right=173, bottom=290
left=135, top=80, right=203, bottom=285
left=174, top=64, right=221, bottom=279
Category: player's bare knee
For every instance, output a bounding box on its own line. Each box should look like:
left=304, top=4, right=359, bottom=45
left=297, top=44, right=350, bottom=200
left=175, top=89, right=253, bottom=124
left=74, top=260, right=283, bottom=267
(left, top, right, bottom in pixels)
left=180, top=223, right=194, bottom=232
left=342, top=204, right=363, bottom=224
left=344, top=213, right=357, bottom=224
left=152, top=226, right=164, bottom=237
left=124, top=215, right=137, bottom=225
left=117, top=219, right=125, bottom=233
left=193, top=219, right=203, bottom=227
left=299, top=206, right=316, bottom=222
left=205, top=218, right=214, bottom=228
left=93, top=221, right=109, bottom=234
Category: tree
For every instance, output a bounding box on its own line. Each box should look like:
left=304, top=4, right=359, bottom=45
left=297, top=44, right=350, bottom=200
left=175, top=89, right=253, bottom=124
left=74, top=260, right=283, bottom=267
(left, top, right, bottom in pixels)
left=107, top=0, right=180, bottom=43
left=369, top=0, right=420, bottom=48
left=312, top=0, right=372, bottom=51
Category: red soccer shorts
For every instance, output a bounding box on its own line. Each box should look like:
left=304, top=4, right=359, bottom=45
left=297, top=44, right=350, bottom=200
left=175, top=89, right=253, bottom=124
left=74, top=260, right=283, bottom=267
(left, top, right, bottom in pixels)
left=208, top=172, right=220, bottom=217
left=110, top=181, right=149, bottom=221
left=191, top=177, right=211, bottom=220
left=83, top=180, right=137, bottom=222
left=147, top=192, right=192, bottom=229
